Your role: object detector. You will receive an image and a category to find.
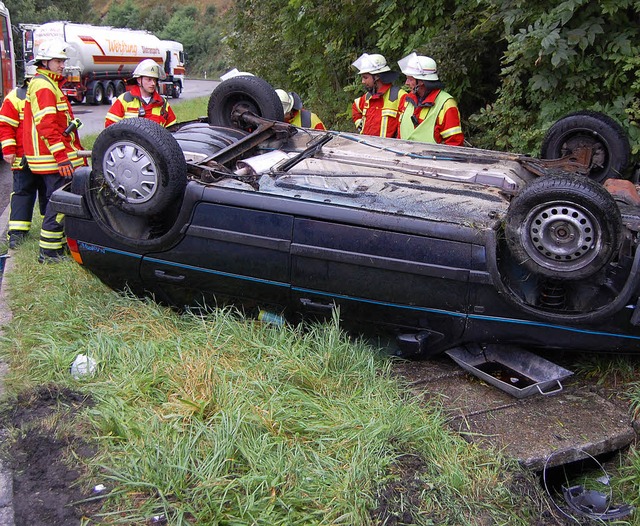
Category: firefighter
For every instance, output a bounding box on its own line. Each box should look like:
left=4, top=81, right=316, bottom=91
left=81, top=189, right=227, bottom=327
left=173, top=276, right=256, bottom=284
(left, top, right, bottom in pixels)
left=24, top=40, right=86, bottom=263
left=275, top=89, right=326, bottom=130
left=105, top=58, right=177, bottom=128
left=396, top=52, right=464, bottom=146
left=351, top=53, right=406, bottom=138
left=0, top=60, right=47, bottom=249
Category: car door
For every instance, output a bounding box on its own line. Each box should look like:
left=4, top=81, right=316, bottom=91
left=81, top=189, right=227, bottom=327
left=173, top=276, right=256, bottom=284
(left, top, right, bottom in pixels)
left=139, top=190, right=294, bottom=313
left=290, top=212, right=472, bottom=348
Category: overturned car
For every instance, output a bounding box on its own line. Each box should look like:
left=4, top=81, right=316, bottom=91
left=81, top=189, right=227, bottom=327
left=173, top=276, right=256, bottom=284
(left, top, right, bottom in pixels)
left=51, top=76, right=640, bottom=357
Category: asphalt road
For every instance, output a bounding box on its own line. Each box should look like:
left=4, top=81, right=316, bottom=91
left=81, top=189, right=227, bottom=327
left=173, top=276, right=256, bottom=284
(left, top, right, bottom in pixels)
left=73, top=78, right=220, bottom=136
left=0, top=78, right=219, bottom=217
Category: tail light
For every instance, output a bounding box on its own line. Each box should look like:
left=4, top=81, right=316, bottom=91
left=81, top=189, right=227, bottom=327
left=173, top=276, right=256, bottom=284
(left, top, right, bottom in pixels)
left=67, top=238, right=83, bottom=265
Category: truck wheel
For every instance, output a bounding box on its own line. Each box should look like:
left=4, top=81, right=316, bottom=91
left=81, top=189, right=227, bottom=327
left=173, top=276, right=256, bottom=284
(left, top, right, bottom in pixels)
left=103, top=81, right=116, bottom=104
left=505, top=173, right=621, bottom=280
left=172, top=83, right=181, bottom=98
left=541, top=111, right=630, bottom=183
left=207, top=76, right=284, bottom=130
left=91, top=118, right=187, bottom=217
left=115, top=81, right=126, bottom=97
left=87, top=80, right=105, bottom=105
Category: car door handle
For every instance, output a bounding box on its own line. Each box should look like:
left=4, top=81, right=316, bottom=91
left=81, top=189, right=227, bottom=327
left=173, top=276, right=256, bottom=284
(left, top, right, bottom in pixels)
left=299, top=298, right=335, bottom=312
left=154, top=269, right=186, bottom=283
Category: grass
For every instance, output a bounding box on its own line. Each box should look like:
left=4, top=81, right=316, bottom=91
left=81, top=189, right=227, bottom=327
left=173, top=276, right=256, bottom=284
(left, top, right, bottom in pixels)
left=2, top=97, right=640, bottom=523
left=0, top=227, right=558, bottom=525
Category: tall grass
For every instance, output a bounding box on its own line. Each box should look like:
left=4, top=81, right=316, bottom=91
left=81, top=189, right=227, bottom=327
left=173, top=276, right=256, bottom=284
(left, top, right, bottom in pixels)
left=0, top=232, right=550, bottom=525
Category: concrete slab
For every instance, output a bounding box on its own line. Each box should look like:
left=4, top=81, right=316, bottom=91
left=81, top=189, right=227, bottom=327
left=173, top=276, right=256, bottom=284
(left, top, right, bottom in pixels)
left=394, top=351, right=639, bottom=472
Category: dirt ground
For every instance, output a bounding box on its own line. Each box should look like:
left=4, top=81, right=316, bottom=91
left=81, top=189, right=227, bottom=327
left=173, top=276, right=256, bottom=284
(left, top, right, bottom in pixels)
left=0, top=385, right=102, bottom=526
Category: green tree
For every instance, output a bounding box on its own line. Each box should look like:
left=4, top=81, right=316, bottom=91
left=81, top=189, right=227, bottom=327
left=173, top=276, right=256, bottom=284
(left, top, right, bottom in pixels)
left=471, top=0, right=640, bottom=159
left=227, top=0, right=639, bottom=167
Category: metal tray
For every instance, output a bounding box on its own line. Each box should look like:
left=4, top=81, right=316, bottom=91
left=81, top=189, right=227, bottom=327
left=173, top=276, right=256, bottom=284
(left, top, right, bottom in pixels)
left=446, top=344, right=573, bottom=398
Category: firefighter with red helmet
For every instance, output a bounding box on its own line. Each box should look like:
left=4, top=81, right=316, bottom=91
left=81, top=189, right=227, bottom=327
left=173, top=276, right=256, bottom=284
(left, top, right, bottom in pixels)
left=397, top=52, right=464, bottom=146
left=23, top=40, right=87, bottom=263
left=0, top=60, right=47, bottom=249
left=105, top=59, right=177, bottom=128
left=351, top=53, right=406, bottom=138
left=275, top=89, right=326, bottom=130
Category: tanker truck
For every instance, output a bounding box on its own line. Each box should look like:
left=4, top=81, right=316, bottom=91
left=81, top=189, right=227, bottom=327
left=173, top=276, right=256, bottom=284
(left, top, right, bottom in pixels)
left=20, top=22, right=185, bottom=105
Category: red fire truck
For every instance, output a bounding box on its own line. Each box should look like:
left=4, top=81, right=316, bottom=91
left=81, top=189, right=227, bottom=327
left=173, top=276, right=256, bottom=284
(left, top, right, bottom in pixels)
left=0, top=1, right=15, bottom=101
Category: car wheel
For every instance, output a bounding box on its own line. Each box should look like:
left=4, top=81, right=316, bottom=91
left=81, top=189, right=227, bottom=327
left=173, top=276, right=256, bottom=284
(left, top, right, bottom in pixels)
left=207, top=75, right=284, bottom=130
left=173, top=125, right=248, bottom=159
left=505, top=173, right=622, bottom=281
left=91, top=118, right=187, bottom=217
left=540, top=111, right=630, bottom=183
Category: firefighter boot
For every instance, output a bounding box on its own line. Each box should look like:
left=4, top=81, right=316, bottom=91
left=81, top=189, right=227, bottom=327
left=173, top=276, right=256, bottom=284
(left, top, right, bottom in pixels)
left=38, top=247, right=68, bottom=264
left=8, top=231, right=28, bottom=249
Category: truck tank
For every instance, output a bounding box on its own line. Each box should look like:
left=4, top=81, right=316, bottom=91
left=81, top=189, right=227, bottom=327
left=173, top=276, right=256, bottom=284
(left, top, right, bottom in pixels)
left=28, top=22, right=184, bottom=104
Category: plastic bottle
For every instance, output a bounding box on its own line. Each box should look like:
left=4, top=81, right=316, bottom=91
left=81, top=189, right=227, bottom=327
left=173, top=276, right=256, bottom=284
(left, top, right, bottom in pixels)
left=258, top=310, right=285, bottom=327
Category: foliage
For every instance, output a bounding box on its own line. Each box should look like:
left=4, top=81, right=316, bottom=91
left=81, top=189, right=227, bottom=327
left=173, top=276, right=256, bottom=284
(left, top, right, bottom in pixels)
left=226, top=0, right=640, bottom=167
left=8, top=0, right=229, bottom=79
left=10, top=0, right=639, bottom=164
left=470, top=0, right=640, bottom=161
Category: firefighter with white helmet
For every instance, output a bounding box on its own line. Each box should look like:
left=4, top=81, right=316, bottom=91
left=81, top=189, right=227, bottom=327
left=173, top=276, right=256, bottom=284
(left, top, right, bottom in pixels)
left=275, top=88, right=326, bottom=130
left=105, top=58, right=176, bottom=128
left=23, top=40, right=87, bottom=262
left=396, top=52, right=464, bottom=145
left=351, top=52, right=406, bottom=137
left=220, top=68, right=254, bottom=81
left=0, top=60, right=47, bottom=249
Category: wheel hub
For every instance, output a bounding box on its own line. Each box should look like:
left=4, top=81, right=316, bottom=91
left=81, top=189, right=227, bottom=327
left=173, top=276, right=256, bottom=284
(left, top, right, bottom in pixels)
left=103, top=141, right=158, bottom=204
left=527, top=203, right=598, bottom=269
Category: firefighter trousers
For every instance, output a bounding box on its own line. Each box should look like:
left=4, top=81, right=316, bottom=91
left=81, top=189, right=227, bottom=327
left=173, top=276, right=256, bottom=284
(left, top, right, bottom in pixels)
left=39, top=173, right=67, bottom=252
left=8, top=165, right=47, bottom=233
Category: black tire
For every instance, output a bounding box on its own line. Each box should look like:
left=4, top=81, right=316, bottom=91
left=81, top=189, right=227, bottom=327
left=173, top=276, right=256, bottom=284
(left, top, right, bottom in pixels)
left=103, top=81, right=116, bottom=104
left=505, top=173, right=622, bottom=280
left=172, top=83, right=181, bottom=98
left=115, top=80, right=126, bottom=97
left=207, top=76, right=284, bottom=130
left=174, top=125, right=248, bottom=157
left=91, top=81, right=105, bottom=105
left=541, top=111, right=630, bottom=183
left=177, top=123, right=248, bottom=141
left=91, top=118, right=187, bottom=217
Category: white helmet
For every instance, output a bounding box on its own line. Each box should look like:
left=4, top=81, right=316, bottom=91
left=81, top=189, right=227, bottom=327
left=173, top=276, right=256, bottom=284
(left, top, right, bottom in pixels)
left=398, top=52, right=438, bottom=81
left=132, top=58, right=166, bottom=80
left=275, top=89, right=294, bottom=114
left=34, top=40, right=68, bottom=62
left=220, top=68, right=254, bottom=81
left=24, top=60, right=38, bottom=79
left=352, top=53, right=390, bottom=75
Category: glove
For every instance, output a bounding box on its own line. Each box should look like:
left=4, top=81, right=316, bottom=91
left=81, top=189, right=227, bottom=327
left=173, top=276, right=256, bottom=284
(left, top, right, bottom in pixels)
left=354, top=118, right=363, bottom=133
left=58, top=161, right=75, bottom=178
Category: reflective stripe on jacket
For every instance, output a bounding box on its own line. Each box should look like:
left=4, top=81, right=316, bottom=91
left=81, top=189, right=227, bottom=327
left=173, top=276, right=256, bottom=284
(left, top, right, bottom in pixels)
left=290, top=109, right=326, bottom=130
left=398, top=89, right=464, bottom=145
left=352, top=83, right=406, bottom=138
left=105, top=85, right=177, bottom=128
left=0, top=87, right=27, bottom=170
left=23, top=68, right=85, bottom=174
